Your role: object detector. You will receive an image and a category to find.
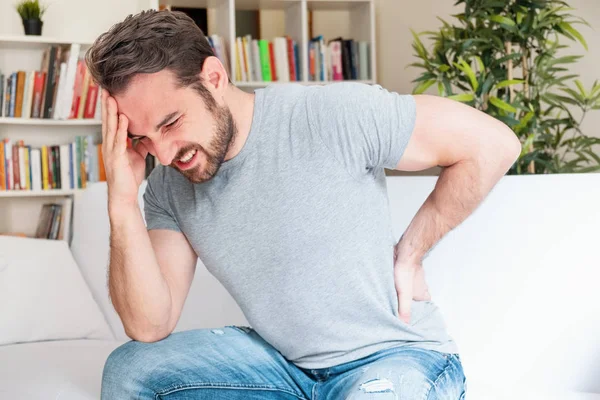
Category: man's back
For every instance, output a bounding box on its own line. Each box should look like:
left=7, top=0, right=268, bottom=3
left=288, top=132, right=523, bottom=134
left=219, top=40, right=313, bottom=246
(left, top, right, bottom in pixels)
left=144, top=82, right=457, bottom=369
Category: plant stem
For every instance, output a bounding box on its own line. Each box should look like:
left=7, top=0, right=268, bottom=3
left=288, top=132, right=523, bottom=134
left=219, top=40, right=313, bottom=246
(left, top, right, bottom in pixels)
left=522, top=51, right=529, bottom=98
left=505, top=41, right=515, bottom=103
left=522, top=49, right=535, bottom=174
left=559, top=110, right=587, bottom=164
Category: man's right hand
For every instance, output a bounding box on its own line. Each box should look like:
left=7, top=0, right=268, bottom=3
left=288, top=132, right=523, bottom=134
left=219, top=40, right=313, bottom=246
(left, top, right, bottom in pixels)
left=101, top=89, right=148, bottom=207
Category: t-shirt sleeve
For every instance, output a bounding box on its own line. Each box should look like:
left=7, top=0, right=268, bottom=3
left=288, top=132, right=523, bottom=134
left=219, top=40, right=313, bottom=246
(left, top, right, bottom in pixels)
left=307, top=82, right=416, bottom=178
left=142, top=167, right=181, bottom=232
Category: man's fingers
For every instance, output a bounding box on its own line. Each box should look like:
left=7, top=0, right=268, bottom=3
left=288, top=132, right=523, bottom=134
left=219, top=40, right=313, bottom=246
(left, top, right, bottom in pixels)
left=412, top=267, right=431, bottom=301
left=396, top=266, right=414, bottom=324
left=105, top=96, right=118, bottom=150
left=101, top=89, right=108, bottom=144
left=412, top=290, right=431, bottom=301
left=115, top=113, right=129, bottom=151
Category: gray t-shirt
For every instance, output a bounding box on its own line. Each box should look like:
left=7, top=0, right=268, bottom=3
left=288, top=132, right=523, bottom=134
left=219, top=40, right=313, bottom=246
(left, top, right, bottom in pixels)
left=143, top=82, right=457, bottom=369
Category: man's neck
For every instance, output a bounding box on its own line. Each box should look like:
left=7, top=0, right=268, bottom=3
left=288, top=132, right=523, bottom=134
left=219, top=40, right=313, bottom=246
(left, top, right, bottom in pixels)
left=223, top=85, right=256, bottom=161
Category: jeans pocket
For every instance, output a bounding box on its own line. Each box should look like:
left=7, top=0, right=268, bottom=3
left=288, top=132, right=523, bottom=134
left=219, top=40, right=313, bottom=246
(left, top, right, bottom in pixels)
left=226, top=325, right=253, bottom=334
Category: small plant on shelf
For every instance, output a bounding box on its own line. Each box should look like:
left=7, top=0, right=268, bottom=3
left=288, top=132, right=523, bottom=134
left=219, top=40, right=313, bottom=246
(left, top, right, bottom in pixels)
left=15, top=0, right=48, bottom=36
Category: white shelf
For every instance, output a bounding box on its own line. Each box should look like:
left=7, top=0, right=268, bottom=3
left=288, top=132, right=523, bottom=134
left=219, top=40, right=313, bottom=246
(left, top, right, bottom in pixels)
left=0, top=117, right=101, bottom=126
left=0, top=189, right=83, bottom=198
left=307, top=0, right=370, bottom=11
left=0, top=35, right=94, bottom=48
left=234, top=0, right=301, bottom=10
left=234, top=79, right=375, bottom=87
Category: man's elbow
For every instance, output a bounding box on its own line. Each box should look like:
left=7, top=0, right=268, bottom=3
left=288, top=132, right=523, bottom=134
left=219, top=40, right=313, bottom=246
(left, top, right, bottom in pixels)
left=494, top=126, right=521, bottom=168
left=124, top=324, right=172, bottom=343
left=505, top=131, right=522, bottom=164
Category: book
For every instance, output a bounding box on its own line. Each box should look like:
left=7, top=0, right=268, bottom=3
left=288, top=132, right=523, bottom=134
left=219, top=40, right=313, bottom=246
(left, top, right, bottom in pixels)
left=14, top=71, right=26, bottom=117
left=258, top=40, right=272, bottom=82
left=43, top=46, right=58, bottom=118
left=0, top=142, right=5, bottom=190
left=30, top=148, right=41, bottom=191
left=0, top=73, right=4, bottom=117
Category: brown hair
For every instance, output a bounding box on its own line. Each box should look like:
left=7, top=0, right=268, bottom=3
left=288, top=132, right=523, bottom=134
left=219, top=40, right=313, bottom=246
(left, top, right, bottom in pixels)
left=85, top=9, right=223, bottom=106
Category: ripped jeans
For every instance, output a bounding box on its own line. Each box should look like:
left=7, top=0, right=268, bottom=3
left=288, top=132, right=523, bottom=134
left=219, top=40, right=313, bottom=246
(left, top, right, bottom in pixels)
left=101, top=326, right=466, bottom=399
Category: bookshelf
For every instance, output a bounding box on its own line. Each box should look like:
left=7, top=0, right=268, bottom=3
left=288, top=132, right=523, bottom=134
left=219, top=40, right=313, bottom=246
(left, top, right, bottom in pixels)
left=160, top=0, right=376, bottom=87
left=0, top=36, right=101, bottom=238
left=0, top=188, right=82, bottom=198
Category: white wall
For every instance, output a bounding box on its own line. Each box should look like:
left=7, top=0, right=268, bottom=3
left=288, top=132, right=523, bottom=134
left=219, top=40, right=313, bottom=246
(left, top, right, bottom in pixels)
left=0, top=0, right=148, bottom=41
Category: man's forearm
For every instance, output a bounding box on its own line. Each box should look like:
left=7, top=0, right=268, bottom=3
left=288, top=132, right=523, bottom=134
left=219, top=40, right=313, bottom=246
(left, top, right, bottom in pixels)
left=108, top=203, right=172, bottom=341
left=396, top=153, right=515, bottom=263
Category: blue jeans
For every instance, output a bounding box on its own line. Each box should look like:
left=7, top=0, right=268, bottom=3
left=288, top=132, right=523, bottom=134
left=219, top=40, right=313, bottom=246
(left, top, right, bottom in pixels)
left=101, top=326, right=466, bottom=399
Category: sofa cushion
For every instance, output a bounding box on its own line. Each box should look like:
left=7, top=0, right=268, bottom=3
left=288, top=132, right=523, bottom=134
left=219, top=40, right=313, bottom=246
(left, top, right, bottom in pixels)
left=0, top=339, right=123, bottom=399
left=466, top=380, right=600, bottom=400
left=0, top=236, right=113, bottom=345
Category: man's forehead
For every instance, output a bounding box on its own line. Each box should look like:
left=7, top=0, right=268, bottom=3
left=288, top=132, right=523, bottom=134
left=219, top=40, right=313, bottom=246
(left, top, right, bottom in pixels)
left=115, top=75, right=180, bottom=135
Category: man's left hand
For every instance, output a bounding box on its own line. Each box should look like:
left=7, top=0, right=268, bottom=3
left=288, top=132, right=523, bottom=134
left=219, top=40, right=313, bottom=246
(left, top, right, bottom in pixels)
left=393, top=248, right=431, bottom=324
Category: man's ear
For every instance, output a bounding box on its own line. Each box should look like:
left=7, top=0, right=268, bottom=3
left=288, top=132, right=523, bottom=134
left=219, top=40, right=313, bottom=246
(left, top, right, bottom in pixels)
left=200, top=56, right=229, bottom=95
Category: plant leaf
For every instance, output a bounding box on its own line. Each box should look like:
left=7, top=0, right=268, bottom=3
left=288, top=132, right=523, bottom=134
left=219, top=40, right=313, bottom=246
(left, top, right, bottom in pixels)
left=455, top=58, right=479, bottom=91
left=496, top=79, right=525, bottom=89
left=520, top=133, right=535, bottom=157
left=448, top=93, right=475, bottom=102
left=558, top=22, right=588, bottom=51
left=490, top=96, right=517, bottom=113
left=413, top=79, right=436, bottom=95
left=490, top=15, right=516, bottom=27
left=474, top=56, right=485, bottom=72
left=575, top=79, right=587, bottom=97
left=410, top=29, right=428, bottom=59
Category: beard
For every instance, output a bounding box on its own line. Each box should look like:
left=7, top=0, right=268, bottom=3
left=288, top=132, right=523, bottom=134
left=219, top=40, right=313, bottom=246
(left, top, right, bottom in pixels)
left=170, top=104, right=237, bottom=184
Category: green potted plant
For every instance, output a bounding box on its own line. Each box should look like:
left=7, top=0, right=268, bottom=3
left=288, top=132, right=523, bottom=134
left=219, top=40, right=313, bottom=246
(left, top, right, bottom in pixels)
left=409, top=0, right=600, bottom=174
left=15, top=0, right=48, bottom=36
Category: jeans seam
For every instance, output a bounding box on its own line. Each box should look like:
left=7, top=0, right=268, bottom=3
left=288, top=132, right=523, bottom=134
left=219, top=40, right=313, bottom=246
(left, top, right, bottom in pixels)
left=154, top=382, right=309, bottom=400
left=424, top=355, right=453, bottom=400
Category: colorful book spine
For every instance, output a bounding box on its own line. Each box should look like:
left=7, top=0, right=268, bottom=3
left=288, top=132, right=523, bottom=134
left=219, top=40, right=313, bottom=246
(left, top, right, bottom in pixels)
left=258, top=40, right=272, bottom=82
left=41, top=146, right=49, bottom=190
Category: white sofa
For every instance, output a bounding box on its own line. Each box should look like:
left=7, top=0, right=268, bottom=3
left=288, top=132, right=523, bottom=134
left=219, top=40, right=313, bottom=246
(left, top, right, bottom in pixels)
left=1, top=174, right=599, bottom=399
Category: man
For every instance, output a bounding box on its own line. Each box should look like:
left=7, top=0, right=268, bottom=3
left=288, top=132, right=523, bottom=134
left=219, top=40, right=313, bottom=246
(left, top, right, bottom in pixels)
left=87, top=9, right=520, bottom=400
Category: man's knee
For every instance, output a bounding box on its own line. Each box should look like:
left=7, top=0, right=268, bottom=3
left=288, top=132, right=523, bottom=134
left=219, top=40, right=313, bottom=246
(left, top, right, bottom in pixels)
left=101, top=340, right=158, bottom=398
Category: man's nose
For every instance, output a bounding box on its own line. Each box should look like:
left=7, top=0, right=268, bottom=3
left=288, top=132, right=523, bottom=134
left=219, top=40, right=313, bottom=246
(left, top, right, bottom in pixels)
left=153, top=139, right=176, bottom=166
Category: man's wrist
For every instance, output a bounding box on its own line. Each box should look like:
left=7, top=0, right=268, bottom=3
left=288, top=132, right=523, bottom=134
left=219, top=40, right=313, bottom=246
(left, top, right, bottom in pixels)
left=395, top=236, right=426, bottom=265
left=108, top=198, right=141, bottom=224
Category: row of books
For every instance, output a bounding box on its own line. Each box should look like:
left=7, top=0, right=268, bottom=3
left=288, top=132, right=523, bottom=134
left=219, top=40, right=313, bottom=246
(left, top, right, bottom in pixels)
left=35, top=200, right=72, bottom=241
left=309, top=37, right=371, bottom=82
left=230, top=34, right=371, bottom=83
left=0, top=136, right=105, bottom=192
left=233, top=35, right=301, bottom=83
left=0, top=44, right=101, bottom=120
